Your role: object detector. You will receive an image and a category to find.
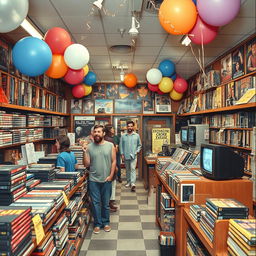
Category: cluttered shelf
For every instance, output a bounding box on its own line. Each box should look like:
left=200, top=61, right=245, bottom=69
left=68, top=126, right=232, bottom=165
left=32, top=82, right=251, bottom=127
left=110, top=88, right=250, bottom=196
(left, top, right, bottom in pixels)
left=1, top=126, right=67, bottom=130
left=209, top=141, right=252, bottom=151
left=209, top=127, right=253, bottom=131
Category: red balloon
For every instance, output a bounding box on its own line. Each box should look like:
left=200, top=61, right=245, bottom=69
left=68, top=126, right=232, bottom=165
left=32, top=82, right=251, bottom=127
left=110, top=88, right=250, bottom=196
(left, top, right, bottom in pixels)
left=44, top=27, right=72, bottom=54
left=148, top=82, right=159, bottom=92
left=189, top=16, right=218, bottom=45
left=72, top=85, right=85, bottom=98
left=157, top=88, right=165, bottom=95
left=64, top=68, right=84, bottom=85
left=173, top=78, right=188, bottom=93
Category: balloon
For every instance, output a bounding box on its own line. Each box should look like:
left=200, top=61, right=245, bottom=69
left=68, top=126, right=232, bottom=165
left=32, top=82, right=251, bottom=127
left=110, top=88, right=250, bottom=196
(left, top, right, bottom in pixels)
left=146, top=68, right=162, bottom=85
left=124, top=73, right=137, bottom=88
left=83, top=85, right=93, bottom=96
left=84, top=71, right=97, bottom=86
left=64, top=68, right=84, bottom=85
left=72, top=85, right=85, bottom=98
left=159, top=0, right=197, bottom=35
left=83, top=65, right=89, bottom=76
left=158, top=60, right=175, bottom=77
left=44, top=27, right=71, bottom=54
left=0, top=0, right=28, bottom=33
left=189, top=16, right=218, bottom=45
left=64, top=44, right=90, bottom=70
left=46, top=54, right=68, bottom=78
left=157, top=88, right=165, bottom=95
left=147, top=83, right=159, bottom=92
left=170, top=90, right=183, bottom=101
left=173, top=78, right=188, bottom=93
left=12, top=37, right=52, bottom=77
left=170, top=73, right=177, bottom=80
left=159, top=77, right=174, bottom=93
left=192, top=0, right=197, bottom=5
left=197, top=0, right=241, bottom=27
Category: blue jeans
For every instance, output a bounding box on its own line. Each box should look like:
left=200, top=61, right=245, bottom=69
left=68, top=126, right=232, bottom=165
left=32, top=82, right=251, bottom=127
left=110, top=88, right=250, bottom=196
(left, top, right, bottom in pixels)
left=124, top=158, right=137, bottom=185
left=89, top=181, right=112, bottom=228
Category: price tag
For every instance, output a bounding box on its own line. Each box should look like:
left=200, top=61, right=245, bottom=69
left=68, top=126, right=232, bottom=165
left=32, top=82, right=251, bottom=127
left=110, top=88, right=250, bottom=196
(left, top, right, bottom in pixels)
left=32, top=214, right=45, bottom=245
left=62, top=191, right=69, bottom=206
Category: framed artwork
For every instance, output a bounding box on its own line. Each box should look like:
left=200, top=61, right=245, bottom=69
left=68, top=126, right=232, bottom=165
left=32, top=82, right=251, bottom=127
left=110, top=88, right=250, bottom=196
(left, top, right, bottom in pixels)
left=95, top=99, right=113, bottom=114
left=246, top=37, right=256, bottom=74
left=155, top=95, right=172, bottom=113
left=221, top=53, right=232, bottom=83
left=115, top=99, right=142, bottom=114
left=74, top=116, right=95, bottom=142
left=118, top=84, right=136, bottom=99
left=137, top=84, right=151, bottom=100
left=82, top=99, right=94, bottom=114
left=93, top=84, right=106, bottom=99
left=180, top=184, right=195, bottom=203
left=106, top=84, right=119, bottom=99
left=143, top=97, right=154, bottom=114
left=71, top=99, right=82, bottom=114
left=0, top=38, right=9, bottom=71
left=232, top=45, right=245, bottom=79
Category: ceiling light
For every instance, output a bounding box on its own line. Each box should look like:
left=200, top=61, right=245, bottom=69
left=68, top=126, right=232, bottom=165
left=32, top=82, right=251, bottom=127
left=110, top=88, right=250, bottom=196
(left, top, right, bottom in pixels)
left=120, top=66, right=125, bottom=81
left=20, top=18, right=43, bottom=39
left=93, top=0, right=104, bottom=10
left=129, top=16, right=140, bottom=38
left=180, top=35, right=191, bottom=46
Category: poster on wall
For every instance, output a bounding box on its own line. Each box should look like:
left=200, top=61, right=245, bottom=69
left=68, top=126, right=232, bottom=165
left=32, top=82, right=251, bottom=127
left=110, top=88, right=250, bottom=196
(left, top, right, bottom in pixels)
left=143, top=98, right=154, bottom=114
left=137, top=84, right=151, bottom=100
left=220, top=53, right=232, bottom=83
left=246, top=37, right=256, bottom=74
left=82, top=99, right=94, bottom=114
left=95, top=99, right=113, bottom=114
left=115, top=99, right=142, bottom=113
left=74, top=116, right=95, bottom=142
left=152, top=128, right=170, bottom=153
left=232, top=45, right=244, bottom=79
left=155, top=95, right=171, bottom=113
left=118, top=84, right=136, bottom=99
left=71, top=99, right=82, bottom=114
left=106, top=84, right=119, bottom=99
left=93, top=84, right=106, bottom=99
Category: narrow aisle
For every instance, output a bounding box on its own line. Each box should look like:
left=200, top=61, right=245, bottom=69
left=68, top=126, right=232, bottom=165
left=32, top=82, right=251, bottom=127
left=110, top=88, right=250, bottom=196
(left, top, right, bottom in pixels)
left=80, top=178, right=160, bottom=256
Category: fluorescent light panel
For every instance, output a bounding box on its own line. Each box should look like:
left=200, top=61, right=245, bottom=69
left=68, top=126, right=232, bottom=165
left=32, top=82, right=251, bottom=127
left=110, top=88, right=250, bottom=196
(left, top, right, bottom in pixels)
left=21, top=19, right=43, bottom=39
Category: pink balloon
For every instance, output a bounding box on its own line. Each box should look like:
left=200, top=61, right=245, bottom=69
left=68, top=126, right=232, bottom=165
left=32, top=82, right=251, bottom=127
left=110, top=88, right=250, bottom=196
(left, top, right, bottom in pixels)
left=72, top=84, right=85, bottom=98
left=148, top=82, right=159, bottom=92
left=157, top=88, right=165, bottom=95
left=64, top=68, right=84, bottom=85
left=173, top=78, right=188, bottom=93
left=189, top=16, right=218, bottom=45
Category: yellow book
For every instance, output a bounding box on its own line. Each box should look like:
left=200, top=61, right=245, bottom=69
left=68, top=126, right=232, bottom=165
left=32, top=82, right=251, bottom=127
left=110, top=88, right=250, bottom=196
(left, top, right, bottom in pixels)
left=236, top=88, right=256, bottom=105
left=152, top=128, right=170, bottom=153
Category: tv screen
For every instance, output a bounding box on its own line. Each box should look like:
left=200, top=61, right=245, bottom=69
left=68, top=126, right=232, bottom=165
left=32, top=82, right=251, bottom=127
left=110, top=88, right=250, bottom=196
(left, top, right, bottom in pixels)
left=202, top=148, right=213, bottom=173
left=181, top=127, right=188, bottom=144
left=188, top=127, right=196, bottom=145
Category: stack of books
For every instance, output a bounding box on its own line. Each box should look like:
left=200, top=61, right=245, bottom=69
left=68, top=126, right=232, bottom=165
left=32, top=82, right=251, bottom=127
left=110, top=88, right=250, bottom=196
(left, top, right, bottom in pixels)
left=26, top=164, right=57, bottom=182
left=227, top=219, right=256, bottom=256
left=70, top=145, right=84, bottom=165
left=189, top=204, right=206, bottom=222
left=32, top=231, right=56, bottom=256
left=0, top=206, right=34, bottom=256
left=0, top=130, right=12, bottom=146
left=0, top=165, right=27, bottom=206
left=35, top=181, right=71, bottom=195
left=65, top=200, right=78, bottom=225
left=200, top=198, right=249, bottom=242
left=68, top=217, right=81, bottom=241
left=26, top=173, right=40, bottom=191
left=73, top=179, right=88, bottom=200
left=55, top=171, right=81, bottom=185
left=38, top=154, right=58, bottom=165
left=59, top=240, right=75, bottom=256
left=161, top=192, right=174, bottom=209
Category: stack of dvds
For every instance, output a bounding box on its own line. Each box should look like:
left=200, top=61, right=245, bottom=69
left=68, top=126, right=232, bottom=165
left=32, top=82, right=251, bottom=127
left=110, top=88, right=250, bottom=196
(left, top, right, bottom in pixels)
left=31, top=231, right=56, bottom=256
left=53, top=179, right=74, bottom=191
left=55, top=171, right=81, bottom=185
left=227, top=219, right=256, bottom=256
left=70, top=145, right=84, bottom=165
left=68, top=217, right=81, bottom=241
left=60, top=240, right=75, bottom=256
left=78, top=208, right=90, bottom=237
left=200, top=198, right=249, bottom=242
left=187, top=228, right=210, bottom=256
left=0, top=206, right=34, bottom=256
left=26, top=164, right=56, bottom=182
left=52, top=213, right=69, bottom=254
left=35, top=181, right=70, bottom=195
left=10, top=129, right=21, bottom=144
left=0, top=112, right=12, bottom=128
left=161, top=192, right=174, bottom=209
left=65, top=200, right=78, bottom=225
left=190, top=204, right=206, bottom=222
left=0, top=165, right=27, bottom=206
left=0, top=130, right=12, bottom=146
left=73, top=178, right=88, bottom=199
left=38, top=154, right=58, bottom=165
left=26, top=173, right=41, bottom=191
left=27, top=114, right=44, bottom=127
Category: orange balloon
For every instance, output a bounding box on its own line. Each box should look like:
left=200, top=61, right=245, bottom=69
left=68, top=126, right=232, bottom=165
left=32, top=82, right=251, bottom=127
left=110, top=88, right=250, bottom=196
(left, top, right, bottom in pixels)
left=46, top=54, right=68, bottom=78
left=124, top=73, right=137, bottom=88
left=159, top=0, right=197, bottom=35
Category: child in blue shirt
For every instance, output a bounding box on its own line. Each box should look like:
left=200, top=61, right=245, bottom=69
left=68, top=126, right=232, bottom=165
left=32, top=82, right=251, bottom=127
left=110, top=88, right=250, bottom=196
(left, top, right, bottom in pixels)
left=56, top=135, right=78, bottom=172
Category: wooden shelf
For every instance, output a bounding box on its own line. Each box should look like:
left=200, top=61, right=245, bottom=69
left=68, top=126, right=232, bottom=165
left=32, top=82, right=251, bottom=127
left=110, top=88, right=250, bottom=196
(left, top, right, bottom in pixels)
left=209, top=127, right=253, bottom=131
left=244, top=171, right=252, bottom=176
left=0, top=139, right=55, bottom=149
left=0, top=102, right=69, bottom=116
left=178, top=102, right=256, bottom=117
left=1, top=126, right=66, bottom=130
left=209, top=141, right=252, bottom=151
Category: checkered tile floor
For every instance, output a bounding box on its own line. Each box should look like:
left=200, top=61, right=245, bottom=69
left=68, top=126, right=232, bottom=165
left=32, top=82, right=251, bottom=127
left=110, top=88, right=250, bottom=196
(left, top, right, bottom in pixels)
left=79, top=175, right=160, bottom=256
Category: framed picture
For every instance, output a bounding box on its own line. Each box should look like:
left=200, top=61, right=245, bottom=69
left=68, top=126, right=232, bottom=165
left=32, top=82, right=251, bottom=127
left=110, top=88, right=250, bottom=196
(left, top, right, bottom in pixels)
left=0, top=38, right=9, bottom=71
left=137, top=84, right=151, bottom=100
left=118, top=84, right=136, bottom=99
left=245, top=37, right=256, bottom=74
left=221, top=53, right=232, bottom=83
left=95, top=99, right=113, bottom=114
left=143, top=97, right=154, bottom=114
left=93, top=84, right=106, bottom=99
left=82, top=99, right=94, bottom=114
left=106, top=84, right=119, bottom=99
left=180, top=184, right=195, bottom=203
left=155, top=95, right=171, bottom=113
left=115, top=99, right=142, bottom=114
left=232, top=45, right=245, bottom=79
left=71, top=99, right=82, bottom=114
left=74, top=116, right=95, bottom=142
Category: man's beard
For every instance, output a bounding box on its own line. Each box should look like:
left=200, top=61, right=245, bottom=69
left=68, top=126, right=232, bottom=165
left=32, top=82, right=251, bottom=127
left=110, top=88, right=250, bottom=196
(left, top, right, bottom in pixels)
left=94, top=135, right=103, bottom=143
left=128, top=128, right=133, bottom=133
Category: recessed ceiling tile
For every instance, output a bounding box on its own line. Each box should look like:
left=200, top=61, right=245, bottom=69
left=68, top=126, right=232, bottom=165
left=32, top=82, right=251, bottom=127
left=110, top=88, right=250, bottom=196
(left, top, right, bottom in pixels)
left=73, top=34, right=106, bottom=46
left=132, top=64, right=152, bottom=70
left=178, top=56, right=199, bottom=64
left=30, top=16, right=64, bottom=33
left=133, top=55, right=157, bottom=64
left=206, top=35, right=245, bottom=48
left=135, top=34, right=168, bottom=47
left=238, top=0, right=256, bottom=17
left=94, top=70, right=114, bottom=75
left=103, top=0, right=132, bottom=17
left=134, top=46, right=161, bottom=55
left=159, top=46, right=187, bottom=57
left=29, top=0, right=57, bottom=16
left=139, top=16, right=167, bottom=34
left=106, top=34, right=133, bottom=46
left=155, top=56, right=181, bottom=65
left=164, top=35, right=184, bottom=47
left=90, top=55, right=111, bottom=64
left=103, top=16, right=130, bottom=33
left=110, top=55, right=133, bottom=64
left=87, top=46, right=109, bottom=55
left=91, top=63, right=112, bottom=69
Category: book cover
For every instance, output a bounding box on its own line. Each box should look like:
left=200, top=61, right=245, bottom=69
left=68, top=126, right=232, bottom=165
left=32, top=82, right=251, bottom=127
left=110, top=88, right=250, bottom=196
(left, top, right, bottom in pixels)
left=229, top=219, right=256, bottom=241
left=74, top=116, right=95, bottom=142
left=106, top=84, right=119, bottom=99
left=70, top=99, right=82, bottom=114
left=152, top=128, right=170, bottom=153
left=245, top=37, right=256, bottom=74
left=235, top=88, right=256, bottom=105
left=94, top=99, right=113, bottom=114
left=221, top=53, right=232, bottom=83
left=143, top=98, right=154, bottom=114
left=232, top=45, right=245, bottom=79
left=207, top=198, right=248, bottom=212
left=93, top=84, right=106, bottom=99
left=155, top=95, right=172, bottom=113
left=82, top=99, right=94, bottom=114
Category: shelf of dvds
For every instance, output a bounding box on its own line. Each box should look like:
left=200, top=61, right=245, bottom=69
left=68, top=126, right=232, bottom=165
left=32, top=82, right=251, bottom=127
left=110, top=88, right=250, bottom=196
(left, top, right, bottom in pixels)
left=208, top=141, right=252, bottom=151
left=209, top=127, right=253, bottom=131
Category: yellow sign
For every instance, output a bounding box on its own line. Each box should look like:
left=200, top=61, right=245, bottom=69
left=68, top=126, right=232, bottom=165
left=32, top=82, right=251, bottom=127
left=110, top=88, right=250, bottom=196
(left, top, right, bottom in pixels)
left=32, top=214, right=45, bottom=245
left=62, top=191, right=69, bottom=206
left=152, top=128, right=171, bottom=153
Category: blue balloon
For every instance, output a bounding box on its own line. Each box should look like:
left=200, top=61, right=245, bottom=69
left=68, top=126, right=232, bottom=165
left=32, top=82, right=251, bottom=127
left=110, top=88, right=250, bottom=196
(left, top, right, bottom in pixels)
left=158, top=59, right=175, bottom=77
left=171, top=73, right=177, bottom=80
left=83, top=71, right=97, bottom=86
left=12, top=37, right=52, bottom=77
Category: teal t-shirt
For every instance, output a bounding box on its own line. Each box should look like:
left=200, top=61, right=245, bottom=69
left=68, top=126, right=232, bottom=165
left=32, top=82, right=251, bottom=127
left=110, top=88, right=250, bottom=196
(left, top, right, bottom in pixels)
left=56, top=151, right=77, bottom=172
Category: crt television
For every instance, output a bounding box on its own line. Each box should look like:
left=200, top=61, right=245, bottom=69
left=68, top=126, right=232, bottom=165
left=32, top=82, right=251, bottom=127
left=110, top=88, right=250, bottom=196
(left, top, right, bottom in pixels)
left=188, top=124, right=209, bottom=149
left=180, top=127, right=188, bottom=145
left=200, top=144, right=244, bottom=180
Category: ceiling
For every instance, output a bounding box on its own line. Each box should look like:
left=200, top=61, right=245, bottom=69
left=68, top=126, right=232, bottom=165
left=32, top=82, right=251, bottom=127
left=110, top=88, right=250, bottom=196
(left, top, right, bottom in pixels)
left=3, top=0, right=256, bottom=82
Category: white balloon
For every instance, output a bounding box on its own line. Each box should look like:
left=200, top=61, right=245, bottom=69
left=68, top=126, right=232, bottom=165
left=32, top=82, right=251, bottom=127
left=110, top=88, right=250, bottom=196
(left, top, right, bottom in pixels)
left=146, top=68, right=162, bottom=85
left=0, top=0, right=29, bottom=33
left=64, top=44, right=90, bottom=70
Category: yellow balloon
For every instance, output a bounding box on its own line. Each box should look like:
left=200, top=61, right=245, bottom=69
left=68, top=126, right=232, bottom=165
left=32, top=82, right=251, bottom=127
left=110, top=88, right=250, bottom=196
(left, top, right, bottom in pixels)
left=159, top=77, right=173, bottom=93
left=170, top=89, right=183, bottom=101
left=83, top=84, right=92, bottom=96
left=83, top=65, right=89, bottom=76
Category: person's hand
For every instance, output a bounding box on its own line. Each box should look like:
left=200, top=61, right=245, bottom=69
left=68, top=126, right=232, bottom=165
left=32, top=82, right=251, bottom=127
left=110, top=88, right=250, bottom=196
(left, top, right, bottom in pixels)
left=80, top=140, right=88, bottom=152
left=105, top=176, right=113, bottom=182
left=121, top=154, right=125, bottom=161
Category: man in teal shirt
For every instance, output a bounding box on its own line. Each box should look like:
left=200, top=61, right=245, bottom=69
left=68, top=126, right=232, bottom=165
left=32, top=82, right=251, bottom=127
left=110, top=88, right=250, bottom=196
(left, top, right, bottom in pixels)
left=120, top=121, right=142, bottom=192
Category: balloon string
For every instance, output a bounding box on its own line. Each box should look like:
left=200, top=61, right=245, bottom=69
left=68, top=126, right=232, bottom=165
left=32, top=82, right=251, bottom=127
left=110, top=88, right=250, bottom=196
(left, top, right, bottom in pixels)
left=149, top=0, right=160, bottom=11
left=189, top=43, right=206, bottom=77
left=201, top=28, right=206, bottom=77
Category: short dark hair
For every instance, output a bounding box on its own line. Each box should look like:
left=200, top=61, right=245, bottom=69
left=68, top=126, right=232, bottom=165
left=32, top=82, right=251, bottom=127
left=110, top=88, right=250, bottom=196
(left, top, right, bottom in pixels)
left=94, top=125, right=105, bottom=132
left=104, top=124, right=113, bottom=137
left=74, top=99, right=79, bottom=104
left=56, top=135, right=71, bottom=152
left=127, top=120, right=134, bottom=126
